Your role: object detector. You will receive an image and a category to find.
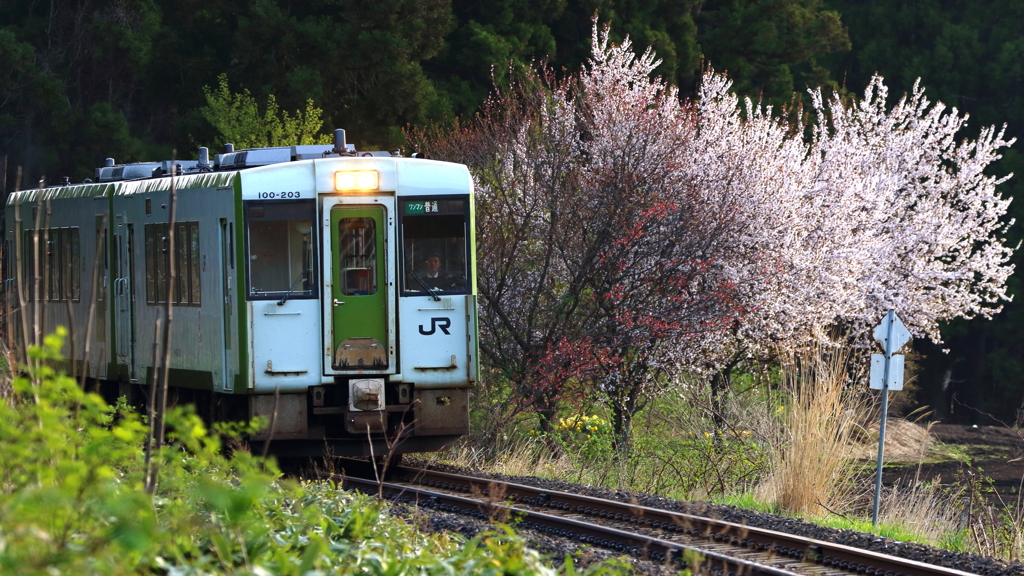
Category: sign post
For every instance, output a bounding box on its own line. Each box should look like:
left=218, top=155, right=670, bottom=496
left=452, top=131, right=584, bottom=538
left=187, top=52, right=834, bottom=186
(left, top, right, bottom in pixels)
left=870, top=310, right=911, bottom=526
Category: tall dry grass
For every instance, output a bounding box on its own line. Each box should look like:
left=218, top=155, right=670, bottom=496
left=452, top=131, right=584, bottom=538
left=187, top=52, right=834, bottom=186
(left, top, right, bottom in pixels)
left=965, top=476, right=1024, bottom=561
left=424, top=434, right=577, bottom=479
left=759, top=342, right=866, bottom=517
left=877, top=475, right=963, bottom=543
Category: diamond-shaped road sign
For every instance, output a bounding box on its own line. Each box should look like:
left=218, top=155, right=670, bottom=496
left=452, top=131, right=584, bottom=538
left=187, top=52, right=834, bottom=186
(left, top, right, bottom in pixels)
left=873, top=310, right=911, bottom=357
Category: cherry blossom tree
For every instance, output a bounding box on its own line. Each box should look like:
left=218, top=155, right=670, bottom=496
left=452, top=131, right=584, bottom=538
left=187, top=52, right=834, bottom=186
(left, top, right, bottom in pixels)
left=412, top=29, right=753, bottom=448
left=677, top=70, right=1015, bottom=431
left=808, top=78, right=1015, bottom=339
left=413, top=22, right=1016, bottom=457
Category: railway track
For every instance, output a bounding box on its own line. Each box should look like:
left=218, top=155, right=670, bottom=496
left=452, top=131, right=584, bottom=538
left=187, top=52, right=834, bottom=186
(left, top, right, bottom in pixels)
left=328, top=461, right=978, bottom=576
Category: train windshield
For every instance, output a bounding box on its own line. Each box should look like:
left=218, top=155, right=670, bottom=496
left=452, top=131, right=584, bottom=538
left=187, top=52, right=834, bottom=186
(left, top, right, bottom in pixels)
left=401, top=197, right=470, bottom=295
left=245, top=200, right=317, bottom=300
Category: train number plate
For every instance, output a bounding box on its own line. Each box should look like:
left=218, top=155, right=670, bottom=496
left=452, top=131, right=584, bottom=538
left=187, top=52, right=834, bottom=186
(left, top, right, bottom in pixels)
left=255, top=191, right=303, bottom=199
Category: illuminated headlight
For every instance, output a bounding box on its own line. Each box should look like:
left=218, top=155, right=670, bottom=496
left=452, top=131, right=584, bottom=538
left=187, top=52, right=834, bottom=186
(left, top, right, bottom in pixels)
left=334, top=170, right=379, bottom=192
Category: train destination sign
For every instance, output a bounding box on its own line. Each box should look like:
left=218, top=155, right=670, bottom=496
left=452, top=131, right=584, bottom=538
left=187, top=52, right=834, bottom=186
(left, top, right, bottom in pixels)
left=405, top=200, right=440, bottom=214
left=403, top=199, right=465, bottom=215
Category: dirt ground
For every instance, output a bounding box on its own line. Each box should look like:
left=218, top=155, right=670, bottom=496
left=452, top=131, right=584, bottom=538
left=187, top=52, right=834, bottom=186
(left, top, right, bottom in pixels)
left=878, top=422, right=1024, bottom=504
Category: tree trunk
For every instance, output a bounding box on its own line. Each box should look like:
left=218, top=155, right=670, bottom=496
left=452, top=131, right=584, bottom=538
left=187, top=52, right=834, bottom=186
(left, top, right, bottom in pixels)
left=610, top=392, right=637, bottom=460
left=709, top=357, right=740, bottom=452
left=535, top=397, right=565, bottom=457
left=612, top=409, right=632, bottom=459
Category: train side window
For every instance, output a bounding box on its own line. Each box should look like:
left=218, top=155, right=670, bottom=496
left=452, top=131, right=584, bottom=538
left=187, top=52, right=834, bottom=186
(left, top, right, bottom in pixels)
left=244, top=200, right=316, bottom=300
left=144, top=222, right=201, bottom=306
left=21, top=227, right=80, bottom=303
left=22, top=230, right=38, bottom=300
left=400, top=197, right=470, bottom=295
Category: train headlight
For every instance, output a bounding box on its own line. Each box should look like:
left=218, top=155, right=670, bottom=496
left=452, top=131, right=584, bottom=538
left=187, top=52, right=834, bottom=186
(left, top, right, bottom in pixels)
left=334, top=170, right=379, bottom=192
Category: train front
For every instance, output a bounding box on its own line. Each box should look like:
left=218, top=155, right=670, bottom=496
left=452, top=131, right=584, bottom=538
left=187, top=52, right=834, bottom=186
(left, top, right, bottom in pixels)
left=243, top=156, right=478, bottom=457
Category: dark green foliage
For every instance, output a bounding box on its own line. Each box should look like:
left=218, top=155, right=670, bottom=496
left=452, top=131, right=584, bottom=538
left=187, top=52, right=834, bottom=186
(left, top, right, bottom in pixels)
left=551, top=0, right=706, bottom=94
left=1, top=0, right=453, bottom=184
left=0, top=0, right=160, bottom=182
left=224, top=0, right=453, bottom=148
left=2, top=0, right=850, bottom=183
left=427, top=0, right=849, bottom=119
left=698, top=0, right=850, bottom=103
left=427, top=0, right=568, bottom=114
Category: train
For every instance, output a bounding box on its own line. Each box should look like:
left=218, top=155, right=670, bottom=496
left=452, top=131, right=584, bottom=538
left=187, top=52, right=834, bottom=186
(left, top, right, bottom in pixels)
left=3, top=129, right=478, bottom=458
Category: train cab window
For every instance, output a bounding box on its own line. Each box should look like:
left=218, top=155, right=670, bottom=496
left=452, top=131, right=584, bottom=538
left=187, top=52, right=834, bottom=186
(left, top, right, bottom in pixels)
left=400, top=197, right=470, bottom=295
left=245, top=200, right=316, bottom=300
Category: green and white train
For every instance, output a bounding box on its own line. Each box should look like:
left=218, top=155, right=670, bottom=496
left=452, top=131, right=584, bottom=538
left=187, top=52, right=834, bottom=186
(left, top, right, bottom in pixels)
left=4, top=130, right=478, bottom=457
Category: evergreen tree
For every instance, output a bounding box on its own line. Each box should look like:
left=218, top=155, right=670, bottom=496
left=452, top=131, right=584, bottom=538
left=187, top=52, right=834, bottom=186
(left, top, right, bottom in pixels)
left=0, top=0, right=159, bottom=182
left=698, top=0, right=850, bottom=103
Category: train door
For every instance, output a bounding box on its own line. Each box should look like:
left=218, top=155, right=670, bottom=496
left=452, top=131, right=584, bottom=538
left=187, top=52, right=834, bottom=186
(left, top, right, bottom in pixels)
left=114, top=220, right=137, bottom=381
left=329, top=205, right=388, bottom=370
left=3, top=238, right=13, bottom=352
left=93, top=214, right=108, bottom=359
left=218, top=219, right=232, bottom=392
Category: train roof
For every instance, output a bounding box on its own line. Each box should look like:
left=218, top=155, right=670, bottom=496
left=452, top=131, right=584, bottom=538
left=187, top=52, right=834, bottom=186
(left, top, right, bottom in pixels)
left=7, top=129, right=472, bottom=207
left=6, top=173, right=236, bottom=206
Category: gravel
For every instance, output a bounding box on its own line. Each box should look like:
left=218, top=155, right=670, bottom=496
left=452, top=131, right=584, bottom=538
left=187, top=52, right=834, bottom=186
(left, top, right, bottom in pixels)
left=402, top=458, right=1024, bottom=576
left=388, top=501, right=679, bottom=575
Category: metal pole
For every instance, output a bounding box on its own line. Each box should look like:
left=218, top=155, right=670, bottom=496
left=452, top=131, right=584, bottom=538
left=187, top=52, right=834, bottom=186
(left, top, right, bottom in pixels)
left=872, top=310, right=894, bottom=526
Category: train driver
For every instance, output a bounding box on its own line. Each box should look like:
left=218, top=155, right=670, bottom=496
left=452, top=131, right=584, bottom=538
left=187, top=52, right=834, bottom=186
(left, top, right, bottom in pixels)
left=418, top=251, right=464, bottom=292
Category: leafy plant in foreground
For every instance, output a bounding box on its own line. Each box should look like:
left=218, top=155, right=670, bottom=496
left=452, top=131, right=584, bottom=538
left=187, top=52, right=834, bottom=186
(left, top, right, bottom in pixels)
left=0, top=330, right=622, bottom=575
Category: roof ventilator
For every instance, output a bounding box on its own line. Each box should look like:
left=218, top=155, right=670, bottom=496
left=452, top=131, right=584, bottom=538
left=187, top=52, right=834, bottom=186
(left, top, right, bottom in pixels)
left=188, top=147, right=213, bottom=173
left=86, top=127, right=397, bottom=180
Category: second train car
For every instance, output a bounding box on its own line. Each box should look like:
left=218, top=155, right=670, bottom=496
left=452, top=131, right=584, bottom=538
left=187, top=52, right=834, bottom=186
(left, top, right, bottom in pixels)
left=3, top=130, right=479, bottom=457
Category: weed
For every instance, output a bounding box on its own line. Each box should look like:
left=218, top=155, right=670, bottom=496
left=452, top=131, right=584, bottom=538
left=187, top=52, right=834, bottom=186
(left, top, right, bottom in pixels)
left=714, top=493, right=779, bottom=515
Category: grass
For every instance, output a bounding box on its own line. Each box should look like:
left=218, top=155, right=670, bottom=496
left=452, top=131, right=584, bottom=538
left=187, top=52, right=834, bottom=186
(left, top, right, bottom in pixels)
left=714, top=493, right=779, bottom=514
left=811, top=514, right=921, bottom=542
left=711, top=484, right=957, bottom=547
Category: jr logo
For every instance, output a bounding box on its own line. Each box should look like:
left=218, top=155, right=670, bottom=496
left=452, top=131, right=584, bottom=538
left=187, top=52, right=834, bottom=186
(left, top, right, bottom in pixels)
left=419, top=317, right=451, bottom=336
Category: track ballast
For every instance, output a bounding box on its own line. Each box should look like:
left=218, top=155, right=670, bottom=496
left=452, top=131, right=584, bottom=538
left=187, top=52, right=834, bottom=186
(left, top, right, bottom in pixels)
left=327, top=461, right=986, bottom=576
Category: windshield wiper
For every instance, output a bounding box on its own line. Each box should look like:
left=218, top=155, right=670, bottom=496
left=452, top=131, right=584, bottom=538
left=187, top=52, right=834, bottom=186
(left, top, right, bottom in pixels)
left=411, top=272, right=442, bottom=301
left=277, top=270, right=309, bottom=305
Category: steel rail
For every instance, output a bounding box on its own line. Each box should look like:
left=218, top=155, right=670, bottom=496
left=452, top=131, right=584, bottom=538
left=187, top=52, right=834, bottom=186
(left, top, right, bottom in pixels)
left=336, top=474, right=801, bottom=576
left=340, top=463, right=977, bottom=576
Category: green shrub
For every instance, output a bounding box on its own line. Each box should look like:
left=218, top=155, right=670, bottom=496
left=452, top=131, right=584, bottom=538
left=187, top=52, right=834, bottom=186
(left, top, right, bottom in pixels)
left=0, top=330, right=621, bottom=575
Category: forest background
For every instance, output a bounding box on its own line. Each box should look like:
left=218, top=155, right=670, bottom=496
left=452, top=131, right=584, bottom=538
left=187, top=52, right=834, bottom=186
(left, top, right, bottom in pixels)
left=1, top=0, right=1023, bottom=425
